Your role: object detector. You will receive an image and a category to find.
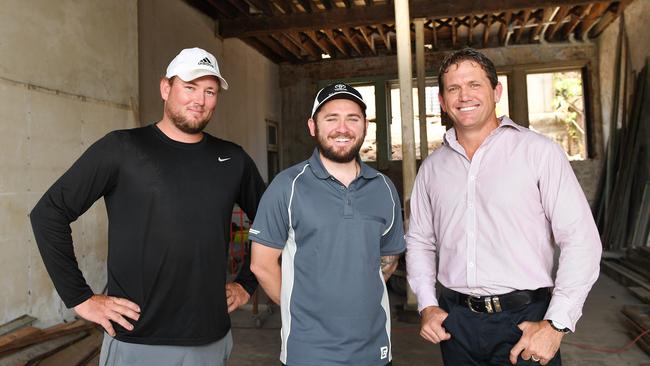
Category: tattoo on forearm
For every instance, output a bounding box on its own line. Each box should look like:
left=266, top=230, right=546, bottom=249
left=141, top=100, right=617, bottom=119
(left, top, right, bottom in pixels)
left=380, top=255, right=399, bottom=272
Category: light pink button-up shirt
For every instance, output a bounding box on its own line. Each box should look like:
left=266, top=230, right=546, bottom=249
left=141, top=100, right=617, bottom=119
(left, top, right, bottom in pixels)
left=405, top=117, right=601, bottom=331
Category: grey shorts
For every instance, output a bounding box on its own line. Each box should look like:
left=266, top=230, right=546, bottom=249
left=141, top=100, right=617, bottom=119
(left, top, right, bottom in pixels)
left=99, top=330, right=233, bottom=366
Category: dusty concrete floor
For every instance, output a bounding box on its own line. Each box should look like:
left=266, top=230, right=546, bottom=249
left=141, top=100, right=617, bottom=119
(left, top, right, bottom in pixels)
left=228, top=273, right=650, bottom=365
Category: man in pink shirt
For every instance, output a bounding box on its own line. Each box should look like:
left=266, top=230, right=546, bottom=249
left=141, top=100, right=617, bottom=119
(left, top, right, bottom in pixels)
left=405, top=48, right=601, bottom=365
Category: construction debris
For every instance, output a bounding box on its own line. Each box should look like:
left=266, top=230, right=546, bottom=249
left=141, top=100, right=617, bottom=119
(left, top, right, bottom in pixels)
left=0, top=316, right=101, bottom=366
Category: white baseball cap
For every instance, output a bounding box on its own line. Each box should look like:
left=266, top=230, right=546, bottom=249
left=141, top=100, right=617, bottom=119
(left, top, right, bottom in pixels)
left=165, top=47, right=229, bottom=90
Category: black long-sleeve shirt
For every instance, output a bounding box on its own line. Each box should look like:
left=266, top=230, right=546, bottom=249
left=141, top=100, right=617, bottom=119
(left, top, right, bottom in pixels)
left=30, top=124, right=265, bottom=345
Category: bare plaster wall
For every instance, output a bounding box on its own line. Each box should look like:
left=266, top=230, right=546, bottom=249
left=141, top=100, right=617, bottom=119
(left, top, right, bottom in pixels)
left=138, top=0, right=280, bottom=180
left=598, top=0, right=650, bottom=145
left=0, top=0, right=138, bottom=325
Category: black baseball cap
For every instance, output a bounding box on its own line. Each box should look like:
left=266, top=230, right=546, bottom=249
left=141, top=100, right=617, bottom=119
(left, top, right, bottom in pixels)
left=310, top=83, right=367, bottom=119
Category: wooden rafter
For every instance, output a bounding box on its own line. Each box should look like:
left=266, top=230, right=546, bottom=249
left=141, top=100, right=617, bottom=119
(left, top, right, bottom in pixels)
left=546, top=6, right=571, bottom=41
left=341, top=28, right=363, bottom=55
left=258, top=35, right=297, bottom=60
left=514, top=9, right=532, bottom=44
left=467, top=15, right=474, bottom=46
left=358, top=26, right=376, bottom=54
left=219, top=0, right=609, bottom=38
left=589, top=1, right=630, bottom=38
left=245, top=0, right=274, bottom=16
left=275, top=0, right=295, bottom=14
left=482, top=14, right=492, bottom=47
left=529, top=7, right=556, bottom=42
left=563, top=4, right=593, bottom=39
left=320, top=0, right=334, bottom=10
left=222, top=0, right=250, bottom=16
left=376, top=24, right=391, bottom=52
left=305, top=30, right=333, bottom=55
left=297, top=0, right=312, bottom=12
left=498, top=12, right=512, bottom=46
left=342, top=0, right=353, bottom=8
left=576, top=2, right=609, bottom=40
left=270, top=34, right=304, bottom=59
left=205, top=0, right=240, bottom=19
left=431, top=19, right=439, bottom=50
left=450, top=17, right=457, bottom=48
left=323, top=29, right=349, bottom=56
left=242, top=37, right=284, bottom=63
left=286, top=32, right=321, bottom=59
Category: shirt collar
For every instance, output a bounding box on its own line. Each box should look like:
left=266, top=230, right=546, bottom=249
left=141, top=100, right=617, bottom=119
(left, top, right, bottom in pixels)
left=307, top=148, right=376, bottom=180
left=443, top=115, right=523, bottom=146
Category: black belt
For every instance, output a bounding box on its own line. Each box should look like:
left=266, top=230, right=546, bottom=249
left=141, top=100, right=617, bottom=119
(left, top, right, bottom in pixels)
left=446, top=288, right=550, bottom=313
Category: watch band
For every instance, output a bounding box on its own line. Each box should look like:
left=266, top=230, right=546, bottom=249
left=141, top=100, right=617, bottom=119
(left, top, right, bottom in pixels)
left=547, top=319, right=570, bottom=333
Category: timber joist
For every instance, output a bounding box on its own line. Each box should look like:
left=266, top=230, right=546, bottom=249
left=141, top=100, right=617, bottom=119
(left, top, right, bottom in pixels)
left=187, top=0, right=629, bottom=64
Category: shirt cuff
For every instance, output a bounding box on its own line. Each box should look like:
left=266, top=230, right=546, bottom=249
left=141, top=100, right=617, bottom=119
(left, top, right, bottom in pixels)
left=544, top=295, right=579, bottom=332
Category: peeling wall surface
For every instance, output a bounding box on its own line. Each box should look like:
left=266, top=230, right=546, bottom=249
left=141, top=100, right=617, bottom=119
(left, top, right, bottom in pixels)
left=598, top=0, right=650, bottom=146
left=0, top=0, right=138, bottom=326
left=138, top=0, right=280, bottom=180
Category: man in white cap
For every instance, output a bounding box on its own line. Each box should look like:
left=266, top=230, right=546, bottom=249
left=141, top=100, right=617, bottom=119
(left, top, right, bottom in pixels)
left=30, top=47, right=265, bottom=365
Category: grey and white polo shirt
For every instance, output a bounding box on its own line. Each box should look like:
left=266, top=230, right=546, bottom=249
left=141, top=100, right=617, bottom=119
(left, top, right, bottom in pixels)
left=249, top=149, right=405, bottom=366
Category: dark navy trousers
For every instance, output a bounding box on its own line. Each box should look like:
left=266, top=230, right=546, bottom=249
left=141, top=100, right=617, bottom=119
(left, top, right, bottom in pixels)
left=438, top=290, right=562, bottom=366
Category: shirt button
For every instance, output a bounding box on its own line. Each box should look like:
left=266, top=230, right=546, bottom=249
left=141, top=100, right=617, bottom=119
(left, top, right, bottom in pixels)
left=469, top=262, right=475, bottom=268
left=468, top=203, right=474, bottom=209
left=470, top=175, right=476, bottom=181
left=468, top=232, right=474, bottom=238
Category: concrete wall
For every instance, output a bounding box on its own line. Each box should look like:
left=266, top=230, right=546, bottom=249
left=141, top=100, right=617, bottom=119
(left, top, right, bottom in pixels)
left=0, top=0, right=138, bottom=325
left=598, top=0, right=650, bottom=145
left=138, top=0, right=280, bottom=180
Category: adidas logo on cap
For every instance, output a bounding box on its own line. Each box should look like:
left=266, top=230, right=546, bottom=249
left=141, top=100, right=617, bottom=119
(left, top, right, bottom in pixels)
left=198, top=57, right=214, bottom=68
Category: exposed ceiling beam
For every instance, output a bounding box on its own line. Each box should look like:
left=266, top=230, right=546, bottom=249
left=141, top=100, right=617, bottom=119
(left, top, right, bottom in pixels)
left=563, top=4, right=593, bottom=39
left=589, top=0, right=630, bottom=38
left=482, top=15, right=492, bottom=47
left=499, top=12, right=512, bottom=46
left=513, top=9, right=532, bottom=44
left=297, top=0, right=313, bottom=12
left=546, top=6, right=571, bottom=41
left=270, top=34, right=304, bottom=59
left=430, top=20, right=438, bottom=50
left=219, top=0, right=610, bottom=38
left=323, top=29, right=349, bottom=56
left=258, top=35, right=298, bottom=60
left=275, top=0, right=295, bottom=14
left=286, top=32, right=321, bottom=59
left=320, top=0, right=334, bottom=10
left=242, top=37, right=284, bottom=63
left=376, top=25, right=392, bottom=52
left=358, top=26, right=376, bottom=54
left=576, top=2, right=609, bottom=39
left=305, top=30, right=333, bottom=55
left=222, top=0, right=250, bottom=16
left=245, top=0, right=274, bottom=16
left=529, top=7, right=556, bottom=42
left=341, top=28, right=363, bottom=56
left=342, top=0, right=353, bottom=8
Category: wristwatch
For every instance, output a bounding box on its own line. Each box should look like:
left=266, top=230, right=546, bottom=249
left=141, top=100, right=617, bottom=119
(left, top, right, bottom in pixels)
left=547, top=319, right=571, bottom=333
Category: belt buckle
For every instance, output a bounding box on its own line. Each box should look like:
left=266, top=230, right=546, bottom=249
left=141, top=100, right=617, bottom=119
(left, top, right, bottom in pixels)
left=466, top=295, right=482, bottom=313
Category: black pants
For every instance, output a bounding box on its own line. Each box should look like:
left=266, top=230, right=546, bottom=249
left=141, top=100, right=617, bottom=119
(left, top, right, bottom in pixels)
left=282, top=363, right=392, bottom=366
left=439, top=290, right=561, bottom=366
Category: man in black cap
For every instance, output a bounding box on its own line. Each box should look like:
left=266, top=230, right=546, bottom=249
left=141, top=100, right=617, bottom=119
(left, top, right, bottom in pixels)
left=250, top=83, right=405, bottom=366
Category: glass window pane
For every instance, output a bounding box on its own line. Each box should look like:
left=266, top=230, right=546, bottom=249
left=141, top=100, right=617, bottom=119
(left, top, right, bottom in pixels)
left=356, top=85, right=377, bottom=161
left=526, top=71, right=586, bottom=160
left=389, top=85, right=446, bottom=161
left=496, top=75, right=509, bottom=118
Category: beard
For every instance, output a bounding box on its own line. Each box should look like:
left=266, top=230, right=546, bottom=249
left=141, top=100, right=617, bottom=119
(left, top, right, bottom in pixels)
left=165, top=104, right=211, bottom=134
left=314, top=124, right=366, bottom=163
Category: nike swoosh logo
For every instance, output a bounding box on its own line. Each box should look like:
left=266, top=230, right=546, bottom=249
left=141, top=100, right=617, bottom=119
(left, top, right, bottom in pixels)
left=218, top=157, right=231, bottom=162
